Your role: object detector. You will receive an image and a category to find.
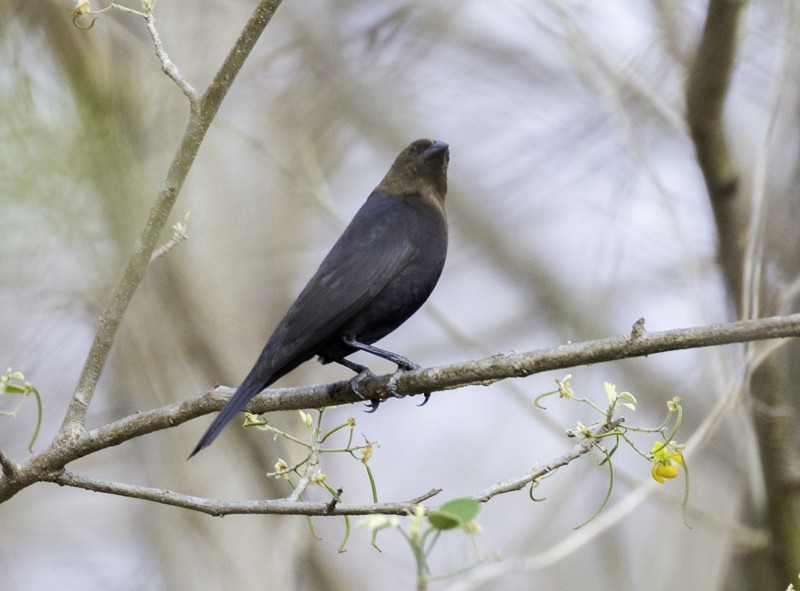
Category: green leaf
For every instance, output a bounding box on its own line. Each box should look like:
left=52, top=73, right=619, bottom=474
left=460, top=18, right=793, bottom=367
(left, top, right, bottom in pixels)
left=427, top=498, right=481, bottom=530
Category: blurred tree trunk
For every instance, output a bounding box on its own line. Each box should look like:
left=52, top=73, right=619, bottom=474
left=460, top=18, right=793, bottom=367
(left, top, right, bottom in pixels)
left=687, top=0, right=800, bottom=587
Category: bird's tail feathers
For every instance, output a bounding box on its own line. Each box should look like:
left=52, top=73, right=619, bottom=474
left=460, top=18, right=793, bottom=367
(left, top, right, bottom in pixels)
left=188, top=378, right=267, bottom=458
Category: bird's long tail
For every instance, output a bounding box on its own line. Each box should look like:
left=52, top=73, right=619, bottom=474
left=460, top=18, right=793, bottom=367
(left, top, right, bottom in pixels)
left=188, top=377, right=268, bottom=458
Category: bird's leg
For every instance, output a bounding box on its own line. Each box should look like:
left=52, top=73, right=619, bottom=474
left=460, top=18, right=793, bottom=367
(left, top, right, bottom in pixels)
left=343, top=337, right=421, bottom=370
left=342, top=337, right=420, bottom=370
left=342, top=337, right=429, bottom=406
left=335, top=357, right=371, bottom=375
left=334, top=357, right=383, bottom=412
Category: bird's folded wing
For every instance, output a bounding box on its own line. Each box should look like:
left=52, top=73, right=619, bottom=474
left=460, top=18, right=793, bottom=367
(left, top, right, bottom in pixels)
left=267, top=198, right=418, bottom=359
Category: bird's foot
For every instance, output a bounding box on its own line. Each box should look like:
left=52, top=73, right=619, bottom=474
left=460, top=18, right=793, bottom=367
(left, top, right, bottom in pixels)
left=386, top=365, right=431, bottom=407
left=349, top=369, right=383, bottom=413
left=349, top=368, right=373, bottom=400
left=393, top=358, right=421, bottom=372
left=386, top=371, right=404, bottom=398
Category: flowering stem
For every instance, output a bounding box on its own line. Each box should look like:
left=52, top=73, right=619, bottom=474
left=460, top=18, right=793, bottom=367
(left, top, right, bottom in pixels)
left=574, top=445, right=614, bottom=529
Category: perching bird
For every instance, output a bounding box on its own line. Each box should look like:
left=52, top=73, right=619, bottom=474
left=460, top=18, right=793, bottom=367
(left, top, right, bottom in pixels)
left=189, top=139, right=450, bottom=457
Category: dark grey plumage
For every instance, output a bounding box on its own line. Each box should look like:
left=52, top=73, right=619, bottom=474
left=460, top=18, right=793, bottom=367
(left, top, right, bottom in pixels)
left=190, top=139, right=449, bottom=457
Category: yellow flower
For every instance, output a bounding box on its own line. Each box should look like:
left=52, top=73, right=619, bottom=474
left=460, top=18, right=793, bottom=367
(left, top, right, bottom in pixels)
left=360, top=441, right=373, bottom=463
left=650, top=441, right=684, bottom=484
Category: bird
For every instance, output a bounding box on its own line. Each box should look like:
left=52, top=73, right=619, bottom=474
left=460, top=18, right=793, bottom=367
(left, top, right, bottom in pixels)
left=189, top=138, right=450, bottom=457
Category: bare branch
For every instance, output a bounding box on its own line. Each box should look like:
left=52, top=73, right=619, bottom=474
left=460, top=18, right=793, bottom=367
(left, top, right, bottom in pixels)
left=144, top=10, right=199, bottom=101
left=288, top=447, right=320, bottom=502
left=4, top=312, right=799, bottom=506
left=685, top=0, right=748, bottom=301
left=686, top=0, right=745, bottom=201
left=56, top=313, right=800, bottom=451
left=58, top=0, right=285, bottom=437
left=43, top=421, right=617, bottom=517
left=85, top=312, right=800, bottom=457
left=378, top=313, right=800, bottom=400
left=46, top=470, right=425, bottom=517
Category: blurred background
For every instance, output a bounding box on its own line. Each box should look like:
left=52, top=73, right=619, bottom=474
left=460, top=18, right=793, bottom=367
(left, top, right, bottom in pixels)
left=2, top=0, right=799, bottom=589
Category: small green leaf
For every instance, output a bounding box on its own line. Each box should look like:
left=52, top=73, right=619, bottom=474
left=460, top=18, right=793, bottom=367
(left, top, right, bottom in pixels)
left=428, top=498, right=481, bottom=530
left=428, top=511, right=460, bottom=530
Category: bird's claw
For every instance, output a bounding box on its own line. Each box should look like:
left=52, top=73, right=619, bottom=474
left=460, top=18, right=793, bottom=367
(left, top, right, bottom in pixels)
left=386, top=370, right=405, bottom=399
left=353, top=361, right=430, bottom=412
left=387, top=365, right=430, bottom=406
left=349, top=369, right=373, bottom=400
left=349, top=369, right=383, bottom=412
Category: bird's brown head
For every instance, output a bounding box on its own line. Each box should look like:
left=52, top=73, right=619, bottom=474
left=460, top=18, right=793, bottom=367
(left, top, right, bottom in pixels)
left=376, top=139, right=449, bottom=204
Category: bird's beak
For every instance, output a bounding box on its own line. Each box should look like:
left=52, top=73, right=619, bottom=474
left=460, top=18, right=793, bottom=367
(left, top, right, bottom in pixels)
left=424, top=140, right=449, bottom=160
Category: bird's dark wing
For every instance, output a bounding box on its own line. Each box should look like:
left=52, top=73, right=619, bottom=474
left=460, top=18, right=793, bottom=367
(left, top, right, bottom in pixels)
left=188, top=204, right=415, bottom=458
left=265, top=193, right=419, bottom=368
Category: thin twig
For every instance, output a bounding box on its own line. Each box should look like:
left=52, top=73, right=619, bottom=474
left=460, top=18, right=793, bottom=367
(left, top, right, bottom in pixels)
left=46, top=470, right=425, bottom=517
left=288, top=447, right=320, bottom=502
left=474, top=420, right=622, bottom=503
left=144, top=10, right=199, bottom=102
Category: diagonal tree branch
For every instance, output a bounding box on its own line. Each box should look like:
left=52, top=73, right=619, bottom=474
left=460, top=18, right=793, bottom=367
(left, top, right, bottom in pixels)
left=473, top=419, right=623, bottom=503
left=58, top=0, right=285, bottom=438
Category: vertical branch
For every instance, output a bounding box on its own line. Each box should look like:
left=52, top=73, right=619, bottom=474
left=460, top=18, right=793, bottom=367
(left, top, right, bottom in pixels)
left=685, top=0, right=748, bottom=308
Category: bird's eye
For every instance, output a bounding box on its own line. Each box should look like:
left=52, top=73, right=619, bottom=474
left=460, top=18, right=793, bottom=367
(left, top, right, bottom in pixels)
left=408, top=143, right=421, bottom=155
